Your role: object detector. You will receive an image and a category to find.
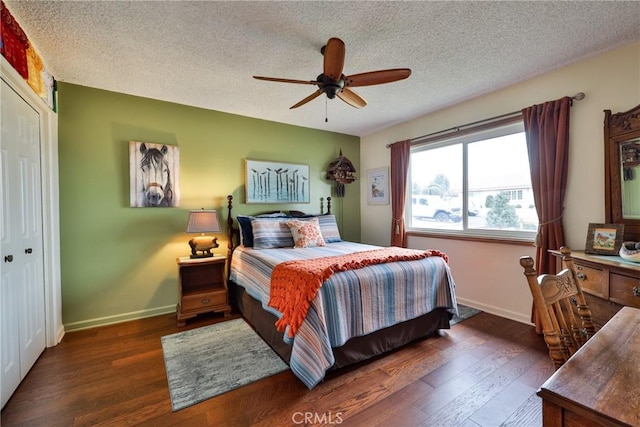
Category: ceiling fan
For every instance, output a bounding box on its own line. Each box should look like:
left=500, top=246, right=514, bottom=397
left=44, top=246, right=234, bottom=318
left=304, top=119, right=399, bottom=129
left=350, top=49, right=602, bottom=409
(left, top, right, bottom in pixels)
left=253, top=37, right=411, bottom=110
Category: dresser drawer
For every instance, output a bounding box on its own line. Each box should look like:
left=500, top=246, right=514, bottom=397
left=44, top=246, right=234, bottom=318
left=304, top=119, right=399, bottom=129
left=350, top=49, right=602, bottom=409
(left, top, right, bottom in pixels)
left=582, top=293, right=622, bottom=330
left=573, top=262, right=608, bottom=299
left=610, top=273, right=640, bottom=309
left=182, top=291, right=227, bottom=312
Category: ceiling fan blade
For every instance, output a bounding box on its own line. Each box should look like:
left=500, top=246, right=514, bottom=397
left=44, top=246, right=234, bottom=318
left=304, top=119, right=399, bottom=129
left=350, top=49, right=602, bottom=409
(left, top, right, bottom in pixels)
left=337, top=88, right=367, bottom=109
left=345, top=68, right=412, bottom=87
left=254, top=76, right=319, bottom=85
left=323, top=38, right=345, bottom=80
left=290, top=89, right=324, bottom=109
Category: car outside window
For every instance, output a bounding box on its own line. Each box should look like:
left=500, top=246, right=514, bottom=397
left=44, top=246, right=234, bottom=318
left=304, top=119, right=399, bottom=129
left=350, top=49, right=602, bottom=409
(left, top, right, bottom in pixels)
left=408, top=120, right=538, bottom=241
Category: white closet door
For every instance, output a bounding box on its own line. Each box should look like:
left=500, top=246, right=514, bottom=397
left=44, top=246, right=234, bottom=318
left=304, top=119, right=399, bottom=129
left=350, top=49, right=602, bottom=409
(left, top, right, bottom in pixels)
left=1, top=78, right=46, bottom=408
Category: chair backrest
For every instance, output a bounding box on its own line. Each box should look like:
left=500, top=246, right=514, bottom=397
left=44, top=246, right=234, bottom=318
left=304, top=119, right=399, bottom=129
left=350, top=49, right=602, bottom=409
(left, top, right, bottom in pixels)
left=520, top=246, right=596, bottom=369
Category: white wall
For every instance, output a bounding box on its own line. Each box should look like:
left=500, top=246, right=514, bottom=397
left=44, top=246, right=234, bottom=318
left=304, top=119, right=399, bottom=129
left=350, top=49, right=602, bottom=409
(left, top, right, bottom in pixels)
left=360, top=41, right=640, bottom=324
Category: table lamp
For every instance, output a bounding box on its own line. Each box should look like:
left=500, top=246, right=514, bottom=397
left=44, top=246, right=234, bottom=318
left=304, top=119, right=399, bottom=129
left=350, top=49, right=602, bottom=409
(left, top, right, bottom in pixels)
left=185, top=209, right=221, bottom=258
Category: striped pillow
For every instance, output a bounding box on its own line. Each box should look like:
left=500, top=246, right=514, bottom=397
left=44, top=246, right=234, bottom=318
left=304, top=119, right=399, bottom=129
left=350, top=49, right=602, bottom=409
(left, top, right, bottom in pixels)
left=317, top=215, right=342, bottom=243
left=237, top=213, right=287, bottom=247
left=252, top=218, right=294, bottom=249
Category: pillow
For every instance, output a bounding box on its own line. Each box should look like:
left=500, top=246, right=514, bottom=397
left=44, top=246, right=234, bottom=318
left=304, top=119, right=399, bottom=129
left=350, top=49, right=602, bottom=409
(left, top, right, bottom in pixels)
left=257, top=212, right=288, bottom=218
left=317, top=215, right=342, bottom=243
left=237, top=213, right=287, bottom=247
left=237, top=215, right=255, bottom=247
left=252, top=218, right=294, bottom=249
left=286, top=218, right=326, bottom=248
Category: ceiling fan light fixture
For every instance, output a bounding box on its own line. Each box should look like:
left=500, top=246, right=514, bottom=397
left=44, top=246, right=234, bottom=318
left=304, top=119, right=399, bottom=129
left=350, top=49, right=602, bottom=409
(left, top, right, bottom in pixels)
left=253, top=37, right=411, bottom=110
left=317, top=74, right=345, bottom=99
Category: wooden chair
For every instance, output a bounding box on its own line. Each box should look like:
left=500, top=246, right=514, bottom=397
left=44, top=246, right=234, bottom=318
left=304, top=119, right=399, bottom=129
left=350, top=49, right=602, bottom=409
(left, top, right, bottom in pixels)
left=520, top=246, right=596, bottom=369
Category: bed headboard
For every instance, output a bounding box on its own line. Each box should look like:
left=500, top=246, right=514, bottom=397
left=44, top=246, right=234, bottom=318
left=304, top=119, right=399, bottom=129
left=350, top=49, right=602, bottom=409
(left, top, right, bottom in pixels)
left=225, top=194, right=332, bottom=260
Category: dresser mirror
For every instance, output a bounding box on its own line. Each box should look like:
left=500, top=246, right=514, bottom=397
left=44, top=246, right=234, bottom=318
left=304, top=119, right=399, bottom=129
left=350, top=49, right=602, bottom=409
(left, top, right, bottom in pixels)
left=620, top=138, right=640, bottom=217
left=604, top=104, right=640, bottom=242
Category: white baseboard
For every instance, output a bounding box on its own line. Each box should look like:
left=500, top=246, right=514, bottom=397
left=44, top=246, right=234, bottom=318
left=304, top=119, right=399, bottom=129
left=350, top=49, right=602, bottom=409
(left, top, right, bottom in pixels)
left=456, top=297, right=533, bottom=326
left=54, top=324, right=65, bottom=346
left=64, top=305, right=176, bottom=332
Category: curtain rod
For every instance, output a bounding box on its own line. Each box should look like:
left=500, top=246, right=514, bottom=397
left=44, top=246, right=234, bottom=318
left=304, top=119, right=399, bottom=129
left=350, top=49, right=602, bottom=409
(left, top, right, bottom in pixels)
left=386, top=92, right=585, bottom=148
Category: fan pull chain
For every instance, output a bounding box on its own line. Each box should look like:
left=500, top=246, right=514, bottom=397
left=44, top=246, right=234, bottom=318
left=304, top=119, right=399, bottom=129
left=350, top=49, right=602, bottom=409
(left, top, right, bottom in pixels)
left=325, top=96, right=328, bottom=123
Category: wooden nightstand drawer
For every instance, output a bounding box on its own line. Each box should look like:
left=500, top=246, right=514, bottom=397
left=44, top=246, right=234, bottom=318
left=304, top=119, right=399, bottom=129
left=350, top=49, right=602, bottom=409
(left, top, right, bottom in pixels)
left=182, top=291, right=227, bottom=311
left=573, top=262, right=608, bottom=299
left=610, top=273, right=640, bottom=308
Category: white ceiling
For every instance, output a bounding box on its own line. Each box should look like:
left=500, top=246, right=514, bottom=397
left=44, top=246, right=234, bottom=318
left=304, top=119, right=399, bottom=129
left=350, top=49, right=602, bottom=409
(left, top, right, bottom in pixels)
left=6, top=1, right=640, bottom=137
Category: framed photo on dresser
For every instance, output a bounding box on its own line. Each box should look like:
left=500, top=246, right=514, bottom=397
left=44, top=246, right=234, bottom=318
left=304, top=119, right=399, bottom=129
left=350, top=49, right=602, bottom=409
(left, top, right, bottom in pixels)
left=585, top=223, right=624, bottom=255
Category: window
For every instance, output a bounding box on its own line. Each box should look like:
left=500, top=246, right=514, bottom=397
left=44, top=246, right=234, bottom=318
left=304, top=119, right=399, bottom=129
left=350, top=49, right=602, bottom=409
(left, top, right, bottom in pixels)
left=408, top=119, right=538, bottom=240
left=507, top=190, right=523, bottom=201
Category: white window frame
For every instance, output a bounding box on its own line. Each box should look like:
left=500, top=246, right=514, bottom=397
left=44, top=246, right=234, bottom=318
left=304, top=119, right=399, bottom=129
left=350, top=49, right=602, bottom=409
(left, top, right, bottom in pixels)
left=407, top=118, right=537, bottom=242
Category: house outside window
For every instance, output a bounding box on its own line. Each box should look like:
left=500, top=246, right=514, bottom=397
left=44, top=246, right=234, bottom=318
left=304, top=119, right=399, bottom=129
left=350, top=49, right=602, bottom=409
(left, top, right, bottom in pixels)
left=408, top=119, right=538, bottom=241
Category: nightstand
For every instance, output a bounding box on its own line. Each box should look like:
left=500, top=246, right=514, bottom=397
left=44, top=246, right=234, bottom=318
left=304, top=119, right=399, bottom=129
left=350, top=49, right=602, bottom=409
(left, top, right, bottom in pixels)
left=176, top=255, right=231, bottom=326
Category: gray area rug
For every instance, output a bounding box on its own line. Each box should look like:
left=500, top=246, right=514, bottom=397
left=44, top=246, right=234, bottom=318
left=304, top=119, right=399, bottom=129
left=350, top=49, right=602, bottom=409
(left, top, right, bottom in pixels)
left=161, top=318, right=289, bottom=411
left=450, top=304, right=482, bottom=326
left=162, top=305, right=481, bottom=411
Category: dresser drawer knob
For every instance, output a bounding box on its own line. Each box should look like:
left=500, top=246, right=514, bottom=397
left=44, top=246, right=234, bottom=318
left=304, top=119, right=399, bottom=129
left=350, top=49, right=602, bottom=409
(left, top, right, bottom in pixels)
left=576, top=272, right=587, bottom=280
left=633, top=287, right=640, bottom=297
left=201, top=298, right=210, bottom=304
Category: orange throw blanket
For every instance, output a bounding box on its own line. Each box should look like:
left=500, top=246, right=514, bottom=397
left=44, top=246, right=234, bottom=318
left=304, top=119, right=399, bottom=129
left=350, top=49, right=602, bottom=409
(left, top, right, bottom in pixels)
left=268, top=247, right=448, bottom=338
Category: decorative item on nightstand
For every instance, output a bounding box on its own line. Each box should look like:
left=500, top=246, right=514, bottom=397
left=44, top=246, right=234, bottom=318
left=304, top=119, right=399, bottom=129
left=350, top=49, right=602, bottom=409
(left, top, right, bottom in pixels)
left=186, top=209, right=221, bottom=258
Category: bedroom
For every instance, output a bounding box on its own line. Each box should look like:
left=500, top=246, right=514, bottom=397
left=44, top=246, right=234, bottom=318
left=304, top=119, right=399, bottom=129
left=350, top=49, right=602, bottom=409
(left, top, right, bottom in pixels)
left=2, top=1, right=640, bottom=425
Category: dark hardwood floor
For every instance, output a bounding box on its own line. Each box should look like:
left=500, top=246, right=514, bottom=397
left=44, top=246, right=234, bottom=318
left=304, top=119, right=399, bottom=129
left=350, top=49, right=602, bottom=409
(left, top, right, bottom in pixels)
left=1, top=311, right=553, bottom=426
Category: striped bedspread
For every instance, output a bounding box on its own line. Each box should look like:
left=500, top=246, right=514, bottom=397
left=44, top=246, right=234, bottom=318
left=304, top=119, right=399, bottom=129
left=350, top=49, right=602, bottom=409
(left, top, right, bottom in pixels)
left=229, top=241, right=457, bottom=388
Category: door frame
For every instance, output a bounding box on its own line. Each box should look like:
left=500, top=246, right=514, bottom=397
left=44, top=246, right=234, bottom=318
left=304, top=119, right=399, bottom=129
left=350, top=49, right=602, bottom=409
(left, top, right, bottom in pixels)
left=1, top=57, right=63, bottom=347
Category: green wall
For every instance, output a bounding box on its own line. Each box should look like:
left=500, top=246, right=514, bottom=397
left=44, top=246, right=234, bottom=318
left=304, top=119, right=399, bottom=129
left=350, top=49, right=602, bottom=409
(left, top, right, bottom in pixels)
left=58, top=83, right=360, bottom=329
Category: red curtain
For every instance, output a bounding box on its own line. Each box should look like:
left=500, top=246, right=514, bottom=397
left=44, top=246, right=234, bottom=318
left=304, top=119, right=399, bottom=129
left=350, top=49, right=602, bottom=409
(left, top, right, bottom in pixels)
left=390, top=140, right=411, bottom=247
left=522, top=96, right=572, bottom=332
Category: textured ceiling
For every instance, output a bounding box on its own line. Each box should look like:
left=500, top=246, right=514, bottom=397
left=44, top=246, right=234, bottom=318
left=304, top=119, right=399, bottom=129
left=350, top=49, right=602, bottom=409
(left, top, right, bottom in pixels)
left=6, top=1, right=640, bottom=137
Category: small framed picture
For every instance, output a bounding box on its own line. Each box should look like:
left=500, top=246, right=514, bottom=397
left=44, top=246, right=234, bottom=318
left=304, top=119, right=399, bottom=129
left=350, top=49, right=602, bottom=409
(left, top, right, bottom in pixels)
left=585, top=223, right=625, bottom=255
left=367, top=167, right=389, bottom=205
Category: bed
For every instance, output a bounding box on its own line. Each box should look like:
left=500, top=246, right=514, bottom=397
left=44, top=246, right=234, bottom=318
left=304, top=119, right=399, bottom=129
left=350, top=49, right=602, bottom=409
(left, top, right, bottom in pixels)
left=224, top=195, right=458, bottom=388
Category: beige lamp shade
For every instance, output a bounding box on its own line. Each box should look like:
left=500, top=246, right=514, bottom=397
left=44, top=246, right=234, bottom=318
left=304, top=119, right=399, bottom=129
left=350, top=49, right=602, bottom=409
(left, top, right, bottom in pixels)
left=186, top=209, right=221, bottom=233
left=186, top=209, right=221, bottom=258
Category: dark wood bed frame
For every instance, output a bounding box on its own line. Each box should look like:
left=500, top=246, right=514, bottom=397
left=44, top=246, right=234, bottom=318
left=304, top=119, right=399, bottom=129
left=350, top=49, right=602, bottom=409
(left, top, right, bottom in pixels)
left=224, top=195, right=451, bottom=373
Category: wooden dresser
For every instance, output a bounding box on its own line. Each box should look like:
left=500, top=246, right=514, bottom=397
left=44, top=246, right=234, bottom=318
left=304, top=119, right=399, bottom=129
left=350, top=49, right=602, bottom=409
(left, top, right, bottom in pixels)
left=538, top=306, right=640, bottom=426
left=569, top=250, right=640, bottom=328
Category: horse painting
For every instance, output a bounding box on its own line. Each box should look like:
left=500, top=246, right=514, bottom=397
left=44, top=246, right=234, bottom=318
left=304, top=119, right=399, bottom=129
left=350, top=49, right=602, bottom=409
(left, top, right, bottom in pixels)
left=129, top=141, right=180, bottom=207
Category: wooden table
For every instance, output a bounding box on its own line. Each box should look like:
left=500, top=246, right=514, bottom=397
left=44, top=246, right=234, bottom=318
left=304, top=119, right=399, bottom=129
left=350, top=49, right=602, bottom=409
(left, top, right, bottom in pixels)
left=537, top=306, right=640, bottom=426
